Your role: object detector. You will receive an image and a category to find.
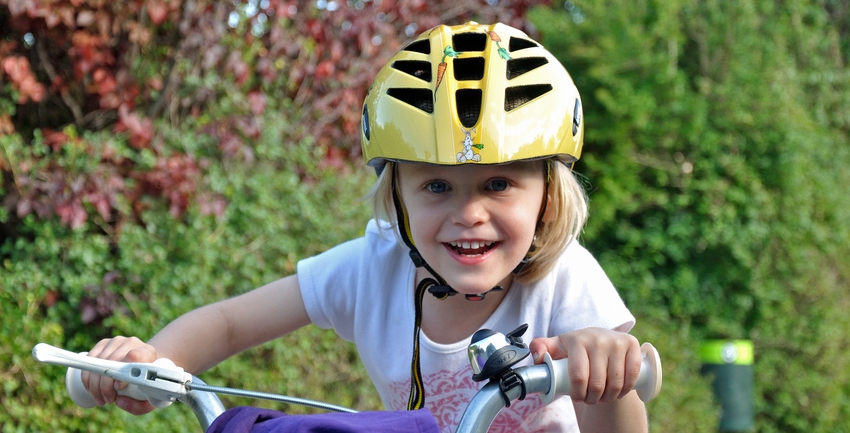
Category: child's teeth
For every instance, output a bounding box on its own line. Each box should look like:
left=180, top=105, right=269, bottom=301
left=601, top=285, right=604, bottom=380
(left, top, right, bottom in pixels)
left=451, top=241, right=491, bottom=249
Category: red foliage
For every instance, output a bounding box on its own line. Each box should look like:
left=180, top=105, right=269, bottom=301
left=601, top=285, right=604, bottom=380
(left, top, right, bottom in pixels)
left=132, top=154, right=203, bottom=218
left=1, top=55, right=46, bottom=103
left=0, top=0, right=551, bottom=230
left=115, top=105, right=153, bottom=149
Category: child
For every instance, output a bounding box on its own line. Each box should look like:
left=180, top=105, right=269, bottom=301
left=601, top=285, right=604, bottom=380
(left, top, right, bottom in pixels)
left=83, top=22, right=648, bottom=432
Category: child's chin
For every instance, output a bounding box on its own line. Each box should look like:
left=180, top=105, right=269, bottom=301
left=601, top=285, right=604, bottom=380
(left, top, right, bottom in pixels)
left=451, top=282, right=506, bottom=296
left=441, top=271, right=512, bottom=296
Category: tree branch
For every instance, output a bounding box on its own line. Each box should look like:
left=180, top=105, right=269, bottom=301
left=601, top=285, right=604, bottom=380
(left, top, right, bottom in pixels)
left=36, top=33, right=84, bottom=125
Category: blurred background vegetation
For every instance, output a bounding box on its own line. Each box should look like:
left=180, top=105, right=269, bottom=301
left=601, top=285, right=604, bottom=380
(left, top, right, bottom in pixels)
left=2, top=0, right=848, bottom=432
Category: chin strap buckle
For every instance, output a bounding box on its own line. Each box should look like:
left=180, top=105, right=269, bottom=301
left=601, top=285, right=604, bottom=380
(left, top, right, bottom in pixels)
left=427, top=285, right=504, bottom=301
left=463, top=286, right=504, bottom=301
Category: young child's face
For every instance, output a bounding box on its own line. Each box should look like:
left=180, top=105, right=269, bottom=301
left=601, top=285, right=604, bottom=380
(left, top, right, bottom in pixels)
left=397, top=160, right=547, bottom=294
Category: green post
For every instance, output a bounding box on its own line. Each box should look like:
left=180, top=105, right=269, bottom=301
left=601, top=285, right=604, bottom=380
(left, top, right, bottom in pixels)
left=700, top=340, right=754, bottom=432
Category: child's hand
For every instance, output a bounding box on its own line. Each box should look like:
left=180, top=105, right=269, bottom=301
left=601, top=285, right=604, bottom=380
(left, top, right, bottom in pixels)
left=82, top=336, right=158, bottom=415
left=529, top=328, right=642, bottom=405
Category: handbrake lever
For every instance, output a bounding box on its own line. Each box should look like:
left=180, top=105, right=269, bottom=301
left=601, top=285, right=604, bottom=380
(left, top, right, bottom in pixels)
left=32, top=343, right=190, bottom=408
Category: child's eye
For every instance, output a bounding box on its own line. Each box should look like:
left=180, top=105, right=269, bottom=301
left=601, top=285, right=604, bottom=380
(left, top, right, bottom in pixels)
left=488, top=179, right=509, bottom=192
left=426, top=181, right=449, bottom=193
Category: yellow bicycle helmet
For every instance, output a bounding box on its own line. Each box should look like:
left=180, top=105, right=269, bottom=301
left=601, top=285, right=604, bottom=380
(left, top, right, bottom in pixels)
left=361, top=21, right=584, bottom=170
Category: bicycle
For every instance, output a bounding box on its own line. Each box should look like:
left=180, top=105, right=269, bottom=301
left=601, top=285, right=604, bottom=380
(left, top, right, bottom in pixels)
left=33, top=324, right=662, bottom=432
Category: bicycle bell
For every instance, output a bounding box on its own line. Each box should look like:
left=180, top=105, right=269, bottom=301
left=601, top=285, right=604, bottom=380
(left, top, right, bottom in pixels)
left=467, top=324, right=531, bottom=382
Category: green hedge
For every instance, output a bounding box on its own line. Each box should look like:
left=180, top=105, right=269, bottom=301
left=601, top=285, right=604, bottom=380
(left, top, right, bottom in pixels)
left=531, top=1, right=850, bottom=432
left=1, top=119, right=381, bottom=432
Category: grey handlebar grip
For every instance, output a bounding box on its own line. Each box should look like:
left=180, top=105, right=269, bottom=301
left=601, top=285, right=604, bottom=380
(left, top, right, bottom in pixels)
left=541, top=342, right=662, bottom=403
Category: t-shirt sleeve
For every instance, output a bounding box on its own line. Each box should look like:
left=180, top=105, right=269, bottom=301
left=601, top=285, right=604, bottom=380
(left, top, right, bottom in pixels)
left=297, top=220, right=408, bottom=343
left=550, top=242, right=636, bottom=336
left=297, top=236, right=362, bottom=339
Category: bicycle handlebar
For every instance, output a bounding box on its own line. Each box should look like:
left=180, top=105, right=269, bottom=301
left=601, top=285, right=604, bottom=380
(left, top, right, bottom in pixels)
left=33, top=339, right=662, bottom=433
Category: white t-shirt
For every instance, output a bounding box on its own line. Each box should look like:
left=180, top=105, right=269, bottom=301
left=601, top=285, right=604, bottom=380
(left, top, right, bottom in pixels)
left=298, top=220, right=635, bottom=433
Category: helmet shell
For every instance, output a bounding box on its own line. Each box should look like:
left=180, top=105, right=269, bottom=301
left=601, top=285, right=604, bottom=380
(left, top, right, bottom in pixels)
left=361, top=22, right=584, bottom=169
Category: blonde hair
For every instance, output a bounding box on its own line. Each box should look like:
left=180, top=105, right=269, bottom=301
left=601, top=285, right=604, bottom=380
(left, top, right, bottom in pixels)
left=368, top=159, right=588, bottom=284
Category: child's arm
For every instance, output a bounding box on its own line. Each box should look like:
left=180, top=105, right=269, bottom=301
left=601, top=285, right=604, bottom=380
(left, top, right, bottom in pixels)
left=529, top=327, right=649, bottom=433
left=82, top=274, right=309, bottom=415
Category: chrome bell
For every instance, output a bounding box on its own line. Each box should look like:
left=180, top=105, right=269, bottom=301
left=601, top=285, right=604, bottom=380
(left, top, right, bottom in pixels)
left=467, top=324, right=531, bottom=382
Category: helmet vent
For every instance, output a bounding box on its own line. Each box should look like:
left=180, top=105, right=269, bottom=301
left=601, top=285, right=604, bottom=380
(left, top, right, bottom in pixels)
left=504, top=84, right=553, bottom=112
left=387, top=88, right=434, bottom=113
left=456, top=88, right=482, bottom=127
left=453, top=32, right=487, bottom=51
left=506, top=57, right=549, bottom=80
left=404, top=39, right=431, bottom=55
left=454, top=57, right=485, bottom=81
left=392, top=60, right=432, bottom=82
left=508, top=37, right=539, bottom=52
left=572, top=98, right=582, bottom=135
left=362, top=105, right=370, bottom=141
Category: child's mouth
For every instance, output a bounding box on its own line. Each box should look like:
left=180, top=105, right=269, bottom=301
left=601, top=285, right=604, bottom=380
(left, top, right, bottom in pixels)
left=447, top=241, right=495, bottom=256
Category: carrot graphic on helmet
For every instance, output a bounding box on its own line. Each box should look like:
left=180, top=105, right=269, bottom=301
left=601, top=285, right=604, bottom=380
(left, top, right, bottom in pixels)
left=435, top=45, right=461, bottom=94
left=489, top=31, right=511, bottom=60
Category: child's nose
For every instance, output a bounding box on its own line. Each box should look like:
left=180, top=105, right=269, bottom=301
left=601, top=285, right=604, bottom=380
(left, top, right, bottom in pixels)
left=452, top=194, right=489, bottom=227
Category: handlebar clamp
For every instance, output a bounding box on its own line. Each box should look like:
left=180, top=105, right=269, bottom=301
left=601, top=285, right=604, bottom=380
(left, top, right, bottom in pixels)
left=495, top=370, right=527, bottom=408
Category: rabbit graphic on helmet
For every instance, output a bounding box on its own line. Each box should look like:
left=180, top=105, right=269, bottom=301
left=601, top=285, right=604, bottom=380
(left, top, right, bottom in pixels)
left=456, top=127, right=482, bottom=163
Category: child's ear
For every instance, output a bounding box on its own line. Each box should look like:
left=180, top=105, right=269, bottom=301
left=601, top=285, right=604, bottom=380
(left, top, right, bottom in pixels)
left=540, top=191, right=555, bottom=223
